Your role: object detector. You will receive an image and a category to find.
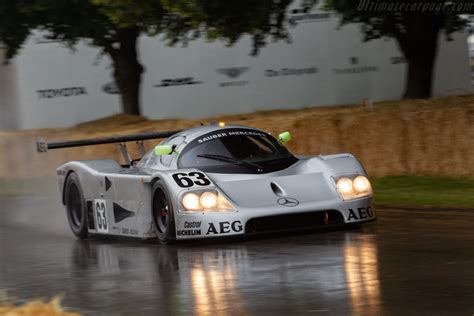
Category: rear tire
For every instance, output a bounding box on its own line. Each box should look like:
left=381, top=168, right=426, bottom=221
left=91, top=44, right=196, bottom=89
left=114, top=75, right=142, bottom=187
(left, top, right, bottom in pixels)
left=152, top=181, right=176, bottom=244
left=64, top=172, right=88, bottom=239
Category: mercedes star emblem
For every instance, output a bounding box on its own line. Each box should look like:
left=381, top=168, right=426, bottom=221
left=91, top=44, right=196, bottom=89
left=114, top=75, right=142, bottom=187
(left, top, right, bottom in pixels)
left=277, top=197, right=299, bottom=207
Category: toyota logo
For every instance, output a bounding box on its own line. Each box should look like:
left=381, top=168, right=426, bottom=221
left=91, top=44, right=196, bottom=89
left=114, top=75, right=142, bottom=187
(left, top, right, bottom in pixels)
left=277, top=197, right=299, bottom=207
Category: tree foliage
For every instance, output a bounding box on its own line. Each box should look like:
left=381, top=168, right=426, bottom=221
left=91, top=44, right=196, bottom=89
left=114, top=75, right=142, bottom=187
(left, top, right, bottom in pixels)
left=325, top=0, right=470, bottom=40
left=160, top=0, right=292, bottom=55
left=324, top=0, right=472, bottom=98
left=0, top=0, right=294, bottom=114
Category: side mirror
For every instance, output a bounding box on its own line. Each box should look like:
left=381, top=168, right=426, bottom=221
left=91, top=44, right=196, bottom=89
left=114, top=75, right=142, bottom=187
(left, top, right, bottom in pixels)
left=154, top=145, right=173, bottom=156
left=278, top=131, right=291, bottom=145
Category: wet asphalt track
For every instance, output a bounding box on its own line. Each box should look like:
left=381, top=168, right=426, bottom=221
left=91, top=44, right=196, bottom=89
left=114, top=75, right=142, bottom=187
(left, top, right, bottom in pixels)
left=0, top=196, right=473, bottom=316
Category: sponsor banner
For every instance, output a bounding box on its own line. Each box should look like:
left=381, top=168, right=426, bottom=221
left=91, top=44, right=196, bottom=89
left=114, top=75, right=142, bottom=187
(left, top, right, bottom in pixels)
left=154, top=77, right=201, bottom=87
left=346, top=206, right=375, bottom=222
left=3, top=11, right=470, bottom=129
left=205, top=220, right=243, bottom=235
left=390, top=56, right=406, bottom=64
left=102, top=82, right=120, bottom=94
left=332, top=57, right=379, bottom=75
left=289, top=4, right=331, bottom=24
left=31, top=34, right=62, bottom=44
left=37, top=87, right=88, bottom=99
left=265, top=66, right=318, bottom=77
left=175, top=218, right=244, bottom=239
left=216, top=67, right=249, bottom=87
left=176, top=220, right=203, bottom=236
left=197, top=129, right=267, bottom=144
left=121, top=228, right=139, bottom=236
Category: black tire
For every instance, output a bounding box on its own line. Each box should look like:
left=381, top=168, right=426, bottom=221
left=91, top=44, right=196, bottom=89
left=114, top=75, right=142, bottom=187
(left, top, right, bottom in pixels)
left=152, top=181, right=176, bottom=244
left=64, top=172, right=88, bottom=239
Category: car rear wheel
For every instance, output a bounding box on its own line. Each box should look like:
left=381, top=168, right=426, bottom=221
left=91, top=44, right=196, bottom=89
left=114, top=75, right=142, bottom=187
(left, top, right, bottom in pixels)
left=152, top=181, right=176, bottom=244
left=65, top=172, right=88, bottom=239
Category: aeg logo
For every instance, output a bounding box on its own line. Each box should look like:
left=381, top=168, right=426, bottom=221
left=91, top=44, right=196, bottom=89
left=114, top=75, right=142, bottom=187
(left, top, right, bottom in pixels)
left=206, top=221, right=243, bottom=235
left=347, top=206, right=374, bottom=221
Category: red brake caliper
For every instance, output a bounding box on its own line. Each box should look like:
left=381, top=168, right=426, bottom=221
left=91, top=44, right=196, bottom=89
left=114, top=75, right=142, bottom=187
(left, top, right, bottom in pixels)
left=324, top=212, right=329, bottom=225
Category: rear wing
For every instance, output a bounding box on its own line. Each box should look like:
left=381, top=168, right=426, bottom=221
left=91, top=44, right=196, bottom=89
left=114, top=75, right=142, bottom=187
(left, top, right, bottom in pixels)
left=36, top=130, right=181, bottom=152
left=36, top=130, right=182, bottom=164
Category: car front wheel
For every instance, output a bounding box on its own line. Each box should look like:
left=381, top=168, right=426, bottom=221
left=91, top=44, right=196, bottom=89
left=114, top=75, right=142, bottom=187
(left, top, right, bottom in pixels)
left=152, top=181, right=176, bottom=244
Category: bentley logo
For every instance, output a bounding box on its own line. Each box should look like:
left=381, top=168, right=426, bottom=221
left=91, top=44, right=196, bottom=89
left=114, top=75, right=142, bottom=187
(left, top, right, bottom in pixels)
left=217, top=67, right=249, bottom=78
left=277, top=197, right=299, bottom=207
left=350, top=56, right=359, bottom=65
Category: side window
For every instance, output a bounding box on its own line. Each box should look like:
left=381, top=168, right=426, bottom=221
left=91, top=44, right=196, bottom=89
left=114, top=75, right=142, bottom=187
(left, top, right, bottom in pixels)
left=161, top=136, right=184, bottom=167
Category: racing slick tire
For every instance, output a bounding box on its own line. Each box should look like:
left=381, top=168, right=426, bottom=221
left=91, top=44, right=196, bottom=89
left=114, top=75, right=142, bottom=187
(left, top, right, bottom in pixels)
left=64, top=172, right=89, bottom=239
left=152, top=181, right=176, bottom=244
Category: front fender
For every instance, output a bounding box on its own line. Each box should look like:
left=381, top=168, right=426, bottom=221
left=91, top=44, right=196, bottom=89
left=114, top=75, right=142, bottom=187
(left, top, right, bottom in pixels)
left=149, top=169, right=218, bottom=210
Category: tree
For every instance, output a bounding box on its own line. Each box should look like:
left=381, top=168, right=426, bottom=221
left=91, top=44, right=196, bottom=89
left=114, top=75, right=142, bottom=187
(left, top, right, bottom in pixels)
left=324, top=0, right=471, bottom=98
left=0, top=2, right=38, bottom=60
left=0, top=0, right=293, bottom=115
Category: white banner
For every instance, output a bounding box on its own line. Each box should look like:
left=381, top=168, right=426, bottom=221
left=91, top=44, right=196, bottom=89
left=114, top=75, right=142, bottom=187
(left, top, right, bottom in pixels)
left=1, top=4, right=472, bottom=129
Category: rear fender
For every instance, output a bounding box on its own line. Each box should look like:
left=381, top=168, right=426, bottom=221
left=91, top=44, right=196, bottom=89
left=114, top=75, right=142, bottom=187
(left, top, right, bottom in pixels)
left=58, top=160, right=122, bottom=205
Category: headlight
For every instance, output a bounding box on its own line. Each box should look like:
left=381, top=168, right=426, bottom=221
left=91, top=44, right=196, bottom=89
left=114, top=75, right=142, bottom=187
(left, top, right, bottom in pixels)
left=336, top=177, right=353, bottom=194
left=181, top=190, right=235, bottom=212
left=182, top=193, right=200, bottom=210
left=335, top=175, right=372, bottom=200
left=200, top=191, right=218, bottom=209
left=353, top=175, right=371, bottom=193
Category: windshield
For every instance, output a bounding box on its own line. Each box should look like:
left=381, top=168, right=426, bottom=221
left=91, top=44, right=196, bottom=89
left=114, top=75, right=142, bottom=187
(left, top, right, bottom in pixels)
left=178, top=128, right=297, bottom=174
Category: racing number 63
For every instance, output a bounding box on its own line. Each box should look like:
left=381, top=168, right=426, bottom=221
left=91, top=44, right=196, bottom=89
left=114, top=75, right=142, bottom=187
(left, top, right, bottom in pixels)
left=95, top=200, right=109, bottom=233
left=172, top=172, right=211, bottom=188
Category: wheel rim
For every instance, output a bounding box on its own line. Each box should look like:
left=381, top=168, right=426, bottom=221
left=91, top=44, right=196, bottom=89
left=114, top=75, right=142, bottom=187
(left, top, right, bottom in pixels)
left=68, top=183, right=83, bottom=228
left=154, top=189, right=170, bottom=234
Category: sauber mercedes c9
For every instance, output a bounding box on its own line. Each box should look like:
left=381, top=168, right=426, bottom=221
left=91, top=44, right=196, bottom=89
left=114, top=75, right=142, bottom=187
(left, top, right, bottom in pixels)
left=37, top=123, right=376, bottom=243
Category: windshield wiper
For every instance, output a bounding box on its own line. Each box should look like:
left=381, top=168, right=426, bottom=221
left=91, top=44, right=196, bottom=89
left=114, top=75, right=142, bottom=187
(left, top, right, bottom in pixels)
left=197, top=154, right=263, bottom=172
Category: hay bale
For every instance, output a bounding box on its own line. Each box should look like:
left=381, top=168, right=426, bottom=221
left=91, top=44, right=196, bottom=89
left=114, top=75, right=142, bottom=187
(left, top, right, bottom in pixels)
left=2, top=94, right=474, bottom=178
left=0, top=297, right=80, bottom=316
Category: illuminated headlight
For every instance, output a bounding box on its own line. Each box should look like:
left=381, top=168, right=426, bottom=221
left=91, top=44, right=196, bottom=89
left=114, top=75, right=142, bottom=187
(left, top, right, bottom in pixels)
left=182, top=193, right=200, bottom=210
left=181, top=190, right=235, bottom=212
left=336, top=177, right=353, bottom=194
left=353, top=175, right=371, bottom=193
left=200, top=191, right=217, bottom=209
left=335, top=175, right=372, bottom=200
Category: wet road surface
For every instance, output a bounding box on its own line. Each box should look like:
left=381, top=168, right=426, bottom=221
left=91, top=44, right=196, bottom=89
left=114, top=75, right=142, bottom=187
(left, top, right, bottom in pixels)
left=1, top=196, right=473, bottom=315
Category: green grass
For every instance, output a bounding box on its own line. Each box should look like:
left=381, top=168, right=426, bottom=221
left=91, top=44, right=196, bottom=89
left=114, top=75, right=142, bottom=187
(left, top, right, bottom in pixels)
left=372, top=176, right=474, bottom=209
left=1, top=176, right=474, bottom=209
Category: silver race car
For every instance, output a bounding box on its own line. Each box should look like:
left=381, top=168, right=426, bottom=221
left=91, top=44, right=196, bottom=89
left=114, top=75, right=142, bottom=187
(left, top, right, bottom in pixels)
left=37, top=123, right=376, bottom=243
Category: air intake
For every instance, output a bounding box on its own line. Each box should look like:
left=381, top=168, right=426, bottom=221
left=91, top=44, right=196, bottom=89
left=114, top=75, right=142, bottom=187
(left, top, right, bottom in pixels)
left=270, top=182, right=286, bottom=197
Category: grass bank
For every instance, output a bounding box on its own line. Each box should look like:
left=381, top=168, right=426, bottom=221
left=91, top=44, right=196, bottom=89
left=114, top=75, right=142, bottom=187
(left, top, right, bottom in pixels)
left=1, top=176, right=473, bottom=209
left=372, top=176, right=474, bottom=209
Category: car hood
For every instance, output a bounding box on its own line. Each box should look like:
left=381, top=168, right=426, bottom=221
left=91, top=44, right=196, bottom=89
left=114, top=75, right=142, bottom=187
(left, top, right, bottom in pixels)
left=207, top=159, right=338, bottom=208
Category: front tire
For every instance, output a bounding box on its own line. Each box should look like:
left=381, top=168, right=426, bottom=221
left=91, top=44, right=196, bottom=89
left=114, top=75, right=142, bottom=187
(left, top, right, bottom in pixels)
left=64, top=172, right=88, bottom=239
left=152, top=181, right=176, bottom=244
